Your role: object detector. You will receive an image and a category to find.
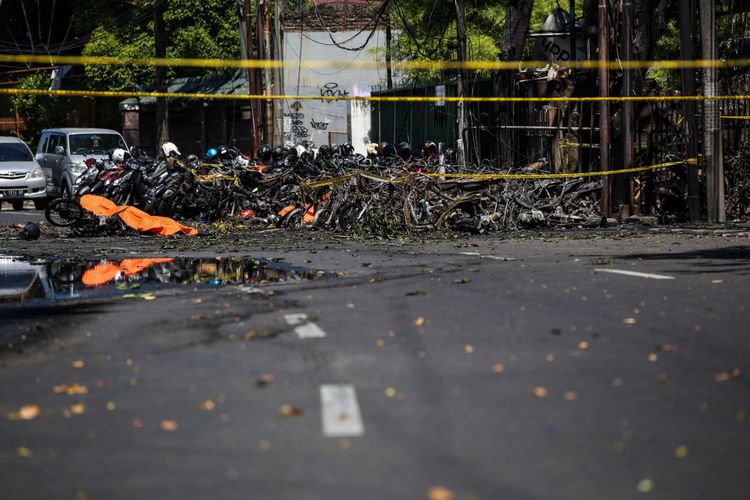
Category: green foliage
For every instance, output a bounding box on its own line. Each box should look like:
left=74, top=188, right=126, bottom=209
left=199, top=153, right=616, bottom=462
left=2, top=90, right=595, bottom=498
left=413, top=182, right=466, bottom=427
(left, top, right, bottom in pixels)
left=80, top=0, right=241, bottom=89
left=649, top=19, right=681, bottom=90
left=10, top=72, right=65, bottom=133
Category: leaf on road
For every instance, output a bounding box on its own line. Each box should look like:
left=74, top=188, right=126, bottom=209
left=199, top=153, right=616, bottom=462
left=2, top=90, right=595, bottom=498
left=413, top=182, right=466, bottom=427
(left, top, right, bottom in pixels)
left=656, top=344, right=678, bottom=352
left=414, top=317, right=425, bottom=327
left=200, top=400, right=216, bottom=411
left=385, top=387, right=397, bottom=398
left=70, top=402, right=85, bottom=415
left=452, top=278, right=471, bottom=284
left=464, top=344, right=475, bottom=354
left=427, top=486, right=455, bottom=500
left=279, top=404, right=304, bottom=417
left=16, top=446, right=33, bottom=459
left=405, top=290, right=427, bottom=297
left=674, top=445, right=688, bottom=458
left=637, top=478, right=654, bottom=493
left=563, top=391, right=578, bottom=401
left=491, top=363, right=505, bottom=373
left=53, top=384, right=88, bottom=395
left=647, top=353, right=658, bottom=362
left=18, top=404, right=41, bottom=420
left=71, top=360, right=85, bottom=369
left=578, top=341, right=589, bottom=350
left=256, top=374, right=276, bottom=387
left=715, top=369, right=741, bottom=382
left=623, top=318, right=637, bottom=325
left=531, top=386, right=548, bottom=398
left=160, top=420, right=179, bottom=431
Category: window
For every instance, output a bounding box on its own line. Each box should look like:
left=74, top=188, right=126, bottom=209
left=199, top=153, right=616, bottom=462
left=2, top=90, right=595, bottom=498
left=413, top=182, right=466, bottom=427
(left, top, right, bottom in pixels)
left=46, top=134, right=63, bottom=154
left=37, top=135, right=48, bottom=154
left=68, top=133, right=127, bottom=155
left=0, top=143, right=33, bottom=162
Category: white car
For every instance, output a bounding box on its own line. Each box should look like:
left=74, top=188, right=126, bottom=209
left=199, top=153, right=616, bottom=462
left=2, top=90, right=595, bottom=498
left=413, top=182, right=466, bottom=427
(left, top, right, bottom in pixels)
left=0, top=136, right=47, bottom=210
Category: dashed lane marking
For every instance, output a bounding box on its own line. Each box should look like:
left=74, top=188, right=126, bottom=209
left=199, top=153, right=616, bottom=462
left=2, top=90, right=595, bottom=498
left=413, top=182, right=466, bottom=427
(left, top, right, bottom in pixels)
left=458, top=252, right=517, bottom=261
left=320, top=384, right=364, bottom=437
left=594, top=268, right=675, bottom=280
left=284, top=313, right=327, bottom=339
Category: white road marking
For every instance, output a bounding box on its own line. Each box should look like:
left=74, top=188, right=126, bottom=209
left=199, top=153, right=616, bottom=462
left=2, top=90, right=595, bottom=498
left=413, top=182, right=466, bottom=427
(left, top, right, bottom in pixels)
left=594, top=268, right=675, bottom=280
left=320, top=384, right=364, bottom=437
left=458, top=252, right=516, bottom=261
left=284, top=313, right=327, bottom=339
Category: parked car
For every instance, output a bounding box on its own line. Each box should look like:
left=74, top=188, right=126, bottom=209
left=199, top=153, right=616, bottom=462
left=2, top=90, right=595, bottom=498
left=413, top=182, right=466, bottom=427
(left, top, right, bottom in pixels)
left=35, top=128, right=129, bottom=199
left=0, top=136, right=47, bottom=210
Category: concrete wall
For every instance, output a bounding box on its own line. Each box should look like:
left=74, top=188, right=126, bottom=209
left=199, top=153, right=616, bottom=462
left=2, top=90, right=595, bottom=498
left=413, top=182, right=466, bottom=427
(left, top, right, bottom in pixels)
left=282, top=29, right=387, bottom=154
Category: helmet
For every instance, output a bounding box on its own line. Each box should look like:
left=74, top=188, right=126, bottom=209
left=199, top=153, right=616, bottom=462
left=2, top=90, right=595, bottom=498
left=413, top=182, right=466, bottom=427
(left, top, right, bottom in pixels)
left=161, top=142, right=180, bottom=158
left=379, top=142, right=397, bottom=158
left=216, top=145, right=230, bottom=159
left=366, top=143, right=379, bottom=157
left=257, top=144, right=272, bottom=161
left=422, top=141, right=438, bottom=159
left=19, top=222, right=41, bottom=241
left=205, top=148, right=218, bottom=161
left=186, top=154, right=199, bottom=164
left=272, top=146, right=285, bottom=161
left=295, top=145, right=307, bottom=158
left=318, top=144, right=333, bottom=158
left=111, top=148, right=129, bottom=162
left=397, top=142, right=412, bottom=161
left=340, top=143, right=354, bottom=157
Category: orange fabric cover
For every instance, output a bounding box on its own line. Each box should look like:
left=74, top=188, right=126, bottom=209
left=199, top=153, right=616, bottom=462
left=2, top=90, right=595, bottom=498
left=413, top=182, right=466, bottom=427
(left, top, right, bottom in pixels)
left=82, top=258, right=174, bottom=287
left=79, top=194, right=198, bottom=236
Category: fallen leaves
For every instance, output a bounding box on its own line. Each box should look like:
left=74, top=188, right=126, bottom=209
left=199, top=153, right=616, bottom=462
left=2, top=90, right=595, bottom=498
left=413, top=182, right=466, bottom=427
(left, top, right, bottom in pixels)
left=578, top=341, right=589, bottom=350
left=71, top=360, right=85, bottom=369
left=160, top=420, right=179, bottom=431
left=53, top=384, right=88, bottom=395
left=414, top=317, right=425, bottom=327
left=714, top=368, right=742, bottom=383
left=656, top=344, right=678, bottom=353
left=636, top=478, right=654, bottom=493
left=385, top=387, right=397, bottom=398
left=452, top=278, right=471, bottom=284
left=16, top=446, right=33, bottom=459
left=531, top=386, right=548, bottom=398
left=464, top=344, right=474, bottom=354
left=279, top=404, right=304, bottom=417
left=200, top=400, right=216, bottom=411
left=427, top=486, right=455, bottom=500
left=562, top=391, right=578, bottom=401
left=674, top=445, right=689, bottom=458
left=70, top=402, right=86, bottom=415
left=491, top=363, right=505, bottom=373
left=256, top=374, right=276, bottom=387
left=122, top=292, right=156, bottom=300
left=5, top=404, right=41, bottom=421
left=623, top=317, right=637, bottom=325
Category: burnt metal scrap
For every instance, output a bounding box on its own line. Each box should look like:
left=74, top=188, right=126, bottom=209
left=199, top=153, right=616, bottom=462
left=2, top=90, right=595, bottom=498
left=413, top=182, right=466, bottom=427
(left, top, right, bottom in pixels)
left=44, top=143, right=607, bottom=236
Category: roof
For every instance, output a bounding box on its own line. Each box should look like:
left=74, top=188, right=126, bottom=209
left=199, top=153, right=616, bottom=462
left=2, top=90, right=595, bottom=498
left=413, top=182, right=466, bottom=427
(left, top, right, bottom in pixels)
left=120, top=71, right=250, bottom=109
left=40, top=128, right=123, bottom=135
left=0, top=136, right=26, bottom=143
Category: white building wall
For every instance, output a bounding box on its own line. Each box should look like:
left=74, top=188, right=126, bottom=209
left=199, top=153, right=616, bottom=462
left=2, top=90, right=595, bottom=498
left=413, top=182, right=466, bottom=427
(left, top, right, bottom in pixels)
left=283, top=29, right=387, bottom=154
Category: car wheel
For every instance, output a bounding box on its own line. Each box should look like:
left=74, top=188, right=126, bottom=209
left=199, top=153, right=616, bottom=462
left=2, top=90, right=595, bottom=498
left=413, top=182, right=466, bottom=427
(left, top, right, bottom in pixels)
left=12, top=200, right=24, bottom=211
left=34, top=198, right=49, bottom=210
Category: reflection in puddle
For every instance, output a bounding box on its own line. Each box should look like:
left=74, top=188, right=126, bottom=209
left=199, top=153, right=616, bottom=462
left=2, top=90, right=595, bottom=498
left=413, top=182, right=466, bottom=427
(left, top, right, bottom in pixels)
left=0, top=255, right=329, bottom=303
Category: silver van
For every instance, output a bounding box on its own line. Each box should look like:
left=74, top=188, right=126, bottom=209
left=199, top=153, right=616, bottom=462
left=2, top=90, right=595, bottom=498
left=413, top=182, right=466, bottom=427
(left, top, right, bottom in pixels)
left=0, top=136, right=47, bottom=210
left=36, top=128, right=129, bottom=199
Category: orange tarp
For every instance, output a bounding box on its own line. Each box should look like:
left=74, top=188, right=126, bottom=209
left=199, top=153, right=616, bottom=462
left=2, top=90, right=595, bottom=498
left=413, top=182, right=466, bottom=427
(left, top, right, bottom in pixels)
left=79, top=195, right=198, bottom=236
left=82, top=258, right=174, bottom=287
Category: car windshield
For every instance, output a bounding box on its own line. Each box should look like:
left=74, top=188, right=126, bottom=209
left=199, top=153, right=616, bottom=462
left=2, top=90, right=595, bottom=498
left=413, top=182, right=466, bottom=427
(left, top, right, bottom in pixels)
left=0, top=143, right=33, bottom=162
left=68, top=134, right=127, bottom=155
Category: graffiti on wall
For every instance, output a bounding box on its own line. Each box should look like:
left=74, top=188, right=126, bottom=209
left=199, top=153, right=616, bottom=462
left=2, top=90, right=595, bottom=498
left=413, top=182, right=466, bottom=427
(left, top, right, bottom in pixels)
left=310, top=119, right=329, bottom=131
left=320, top=82, right=349, bottom=103
left=284, top=101, right=310, bottom=141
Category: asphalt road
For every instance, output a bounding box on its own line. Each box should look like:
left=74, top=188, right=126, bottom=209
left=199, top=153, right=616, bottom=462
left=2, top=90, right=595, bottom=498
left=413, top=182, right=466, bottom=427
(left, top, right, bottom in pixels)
left=1, top=222, right=749, bottom=499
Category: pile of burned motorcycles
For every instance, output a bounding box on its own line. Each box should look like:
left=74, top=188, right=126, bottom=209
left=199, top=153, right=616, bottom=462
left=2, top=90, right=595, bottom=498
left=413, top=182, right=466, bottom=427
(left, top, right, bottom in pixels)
left=53, top=140, right=607, bottom=234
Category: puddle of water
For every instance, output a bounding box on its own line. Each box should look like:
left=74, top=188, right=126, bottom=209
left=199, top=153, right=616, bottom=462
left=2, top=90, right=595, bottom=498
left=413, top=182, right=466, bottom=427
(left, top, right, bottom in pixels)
left=0, top=255, right=330, bottom=304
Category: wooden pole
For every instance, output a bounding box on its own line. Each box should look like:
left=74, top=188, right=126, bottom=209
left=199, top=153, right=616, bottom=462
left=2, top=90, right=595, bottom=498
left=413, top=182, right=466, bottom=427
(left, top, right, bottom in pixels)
left=598, top=0, right=611, bottom=216
left=154, top=0, right=169, bottom=155
left=680, top=0, right=701, bottom=221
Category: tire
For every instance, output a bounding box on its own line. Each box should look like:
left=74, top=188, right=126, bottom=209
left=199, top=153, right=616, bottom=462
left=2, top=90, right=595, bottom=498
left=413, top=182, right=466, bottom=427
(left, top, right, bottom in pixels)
left=45, top=198, right=84, bottom=227
left=282, top=207, right=305, bottom=228
left=61, top=182, right=73, bottom=200
left=335, top=203, right=360, bottom=232
left=34, top=198, right=49, bottom=210
left=12, top=200, right=24, bottom=211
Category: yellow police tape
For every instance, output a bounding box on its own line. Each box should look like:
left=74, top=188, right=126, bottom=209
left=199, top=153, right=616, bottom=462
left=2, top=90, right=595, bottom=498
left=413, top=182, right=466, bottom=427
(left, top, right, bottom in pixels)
left=1, top=87, right=748, bottom=104
left=1, top=53, right=750, bottom=72
left=300, top=159, right=697, bottom=189
left=721, top=116, right=750, bottom=120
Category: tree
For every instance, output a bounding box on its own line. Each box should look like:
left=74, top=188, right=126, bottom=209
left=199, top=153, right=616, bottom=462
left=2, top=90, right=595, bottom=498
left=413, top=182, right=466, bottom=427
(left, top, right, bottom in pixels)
left=10, top=72, right=66, bottom=139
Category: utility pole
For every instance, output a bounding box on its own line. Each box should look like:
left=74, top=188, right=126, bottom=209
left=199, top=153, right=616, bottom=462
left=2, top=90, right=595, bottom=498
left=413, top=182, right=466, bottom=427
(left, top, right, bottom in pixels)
left=598, top=0, right=611, bottom=216
left=454, top=0, right=468, bottom=167
left=620, top=0, right=635, bottom=216
left=679, top=0, right=701, bottom=221
left=385, top=5, right=393, bottom=90
left=700, top=0, right=725, bottom=222
left=272, top=0, right=285, bottom=146
left=262, top=0, right=273, bottom=145
left=239, top=0, right=261, bottom=155
left=154, top=0, right=169, bottom=154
